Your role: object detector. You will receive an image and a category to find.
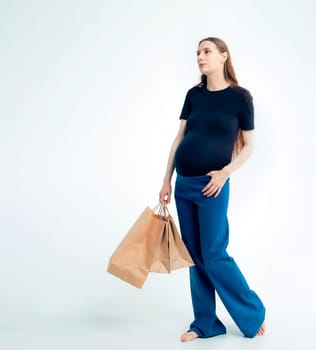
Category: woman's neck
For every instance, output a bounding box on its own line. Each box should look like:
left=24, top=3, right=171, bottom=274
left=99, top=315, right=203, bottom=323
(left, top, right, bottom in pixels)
left=206, top=80, right=230, bottom=91
left=205, top=73, right=230, bottom=91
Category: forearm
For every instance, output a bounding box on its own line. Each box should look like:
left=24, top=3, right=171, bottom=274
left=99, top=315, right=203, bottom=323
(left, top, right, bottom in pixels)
left=163, top=139, right=180, bottom=184
left=204, top=130, right=254, bottom=198
left=222, top=143, right=253, bottom=176
left=162, top=120, right=186, bottom=184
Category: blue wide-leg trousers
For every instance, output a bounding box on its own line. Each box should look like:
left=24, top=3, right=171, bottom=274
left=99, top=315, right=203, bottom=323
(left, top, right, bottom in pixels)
left=174, top=174, right=265, bottom=338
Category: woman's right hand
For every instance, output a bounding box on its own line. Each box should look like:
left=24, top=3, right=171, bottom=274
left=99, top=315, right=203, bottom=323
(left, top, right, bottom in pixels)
left=159, top=182, right=172, bottom=204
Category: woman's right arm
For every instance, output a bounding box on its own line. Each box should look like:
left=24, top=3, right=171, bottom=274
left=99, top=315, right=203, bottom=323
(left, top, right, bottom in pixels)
left=159, top=120, right=187, bottom=204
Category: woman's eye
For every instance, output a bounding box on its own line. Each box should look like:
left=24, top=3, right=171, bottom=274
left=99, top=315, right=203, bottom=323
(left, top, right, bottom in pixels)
left=196, top=49, right=212, bottom=55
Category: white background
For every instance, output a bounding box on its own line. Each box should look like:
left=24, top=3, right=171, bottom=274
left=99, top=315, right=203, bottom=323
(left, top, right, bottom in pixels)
left=1, top=0, right=316, bottom=349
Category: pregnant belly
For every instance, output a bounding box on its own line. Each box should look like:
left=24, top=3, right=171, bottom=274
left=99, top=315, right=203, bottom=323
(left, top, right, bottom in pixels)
left=174, top=137, right=232, bottom=176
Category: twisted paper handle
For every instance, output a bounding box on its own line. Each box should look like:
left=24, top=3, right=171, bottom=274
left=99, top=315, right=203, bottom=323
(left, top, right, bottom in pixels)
left=152, top=203, right=170, bottom=220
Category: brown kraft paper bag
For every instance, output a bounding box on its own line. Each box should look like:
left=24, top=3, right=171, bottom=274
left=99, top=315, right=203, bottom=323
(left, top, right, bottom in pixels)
left=150, top=207, right=195, bottom=273
left=107, top=204, right=195, bottom=288
left=107, top=206, right=166, bottom=288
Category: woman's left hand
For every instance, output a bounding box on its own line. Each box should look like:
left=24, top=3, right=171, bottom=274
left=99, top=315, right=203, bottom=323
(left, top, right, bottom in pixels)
left=202, top=169, right=230, bottom=198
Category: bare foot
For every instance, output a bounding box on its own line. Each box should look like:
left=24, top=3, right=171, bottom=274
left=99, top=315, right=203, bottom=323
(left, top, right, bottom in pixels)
left=256, top=322, right=266, bottom=336
left=180, top=331, right=199, bottom=342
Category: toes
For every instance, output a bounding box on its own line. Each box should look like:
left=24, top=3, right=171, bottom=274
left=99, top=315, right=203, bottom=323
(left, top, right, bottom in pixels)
left=256, top=323, right=266, bottom=336
left=180, top=331, right=198, bottom=342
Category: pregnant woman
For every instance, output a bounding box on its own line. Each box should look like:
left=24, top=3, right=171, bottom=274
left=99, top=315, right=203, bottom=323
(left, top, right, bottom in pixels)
left=159, top=36, right=266, bottom=342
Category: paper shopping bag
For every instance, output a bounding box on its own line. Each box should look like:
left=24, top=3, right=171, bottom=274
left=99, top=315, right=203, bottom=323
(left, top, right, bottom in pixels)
left=150, top=206, right=195, bottom=273
left=168, top=216, right=195, bottom=270
left=107, top=206, right=166, bottom=288
left=149, top=218, right=170, bottom=273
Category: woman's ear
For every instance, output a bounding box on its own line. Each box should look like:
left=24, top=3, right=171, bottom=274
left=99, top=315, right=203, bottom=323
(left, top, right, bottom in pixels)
left=222, top=52, right=228, bottom=63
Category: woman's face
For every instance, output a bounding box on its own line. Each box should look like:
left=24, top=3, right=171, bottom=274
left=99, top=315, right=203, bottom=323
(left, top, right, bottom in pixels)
left=196, top=41, right=227, bottom=75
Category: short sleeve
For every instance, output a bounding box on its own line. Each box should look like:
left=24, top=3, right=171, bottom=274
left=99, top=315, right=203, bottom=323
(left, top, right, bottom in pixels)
left=179, top=89, right=192, bottom=120
left=238, top=90, right=255, bottom=130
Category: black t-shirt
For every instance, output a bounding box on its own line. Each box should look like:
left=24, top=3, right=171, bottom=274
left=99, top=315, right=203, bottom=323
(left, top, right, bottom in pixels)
left=174, top=84, right=254, bottom=176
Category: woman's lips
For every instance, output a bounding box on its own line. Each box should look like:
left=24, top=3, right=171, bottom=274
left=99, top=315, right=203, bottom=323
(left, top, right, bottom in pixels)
left=199, top=64, right=206, bottom=67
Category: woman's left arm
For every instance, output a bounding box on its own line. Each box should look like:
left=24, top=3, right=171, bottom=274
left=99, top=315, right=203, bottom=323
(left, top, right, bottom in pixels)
left=202, top=130, right=254, bottom=198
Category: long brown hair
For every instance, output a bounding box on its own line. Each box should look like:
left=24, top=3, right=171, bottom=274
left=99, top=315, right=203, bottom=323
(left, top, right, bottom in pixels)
left=196, top=37, right=243, bottom=160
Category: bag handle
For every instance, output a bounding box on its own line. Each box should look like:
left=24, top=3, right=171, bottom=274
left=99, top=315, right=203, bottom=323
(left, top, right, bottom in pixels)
left=152, top=203, right=170, bottom=219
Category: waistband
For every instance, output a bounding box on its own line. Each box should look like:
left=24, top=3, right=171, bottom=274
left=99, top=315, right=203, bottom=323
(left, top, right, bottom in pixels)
left=176, top=174, right=210, bottom=179
left=176, top=173, right=230, bottom=183
left=176, top=174, right=211, bottom=183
